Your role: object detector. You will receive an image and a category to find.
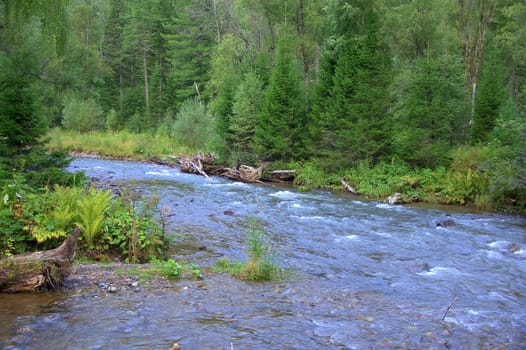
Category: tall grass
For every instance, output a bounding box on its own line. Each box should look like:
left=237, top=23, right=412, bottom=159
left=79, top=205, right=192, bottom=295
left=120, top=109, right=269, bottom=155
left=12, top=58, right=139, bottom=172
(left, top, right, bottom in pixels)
left=214, top=218, right=282, bottom=281
left=46, top=128, right=204, bottom=159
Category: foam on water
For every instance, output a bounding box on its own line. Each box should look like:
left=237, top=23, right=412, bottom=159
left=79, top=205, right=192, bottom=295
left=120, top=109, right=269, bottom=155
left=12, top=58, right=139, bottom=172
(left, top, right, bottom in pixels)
left=335, top=234, right=359, bottom=242
left=416, top=266, right=460, bottom=276
left=270, top=190, right=298, bottom=199
left=145, top=169, right=177, bottom=177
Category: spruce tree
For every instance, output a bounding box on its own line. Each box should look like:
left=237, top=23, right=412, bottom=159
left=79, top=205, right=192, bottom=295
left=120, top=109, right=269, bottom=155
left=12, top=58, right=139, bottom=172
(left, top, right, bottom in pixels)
left=309, top=2, right=391, bottom=169
left=164, top=0, right=214, bottom=106
left=0, top=53, right=45, bottom=156
left=471, top=45, right=507, bottom=143
left=230, top=71, right=264, bottom=160
left=252, top=34, right=305, bottom=162
left=392, top=52, right=468, bottom=168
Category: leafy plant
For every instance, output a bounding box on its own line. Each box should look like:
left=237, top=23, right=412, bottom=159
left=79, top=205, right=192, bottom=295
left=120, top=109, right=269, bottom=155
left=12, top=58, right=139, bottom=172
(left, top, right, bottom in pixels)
left=159, top=258, right=182, bottom=279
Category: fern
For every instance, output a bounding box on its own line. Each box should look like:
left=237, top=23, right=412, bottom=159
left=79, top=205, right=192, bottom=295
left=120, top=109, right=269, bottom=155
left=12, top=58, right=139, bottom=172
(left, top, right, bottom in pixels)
left=31, top=226, right=67, bottom=243
left=76, top=189, right=112, bottom=245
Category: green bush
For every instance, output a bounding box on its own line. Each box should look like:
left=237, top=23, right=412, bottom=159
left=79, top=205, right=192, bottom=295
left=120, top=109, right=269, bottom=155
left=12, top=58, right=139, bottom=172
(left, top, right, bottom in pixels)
left=62, top=96, right=105, bottom=131
left=172, top=98, right=213, bottom=149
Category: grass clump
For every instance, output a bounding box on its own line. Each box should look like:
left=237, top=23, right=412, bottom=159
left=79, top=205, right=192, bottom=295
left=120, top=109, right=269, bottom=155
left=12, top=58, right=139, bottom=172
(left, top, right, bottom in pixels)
left=118, top=259, right=203, bottom=281
left=215, top=218, right=282, bottom=281
left=46, top=128, right=203, bottom=160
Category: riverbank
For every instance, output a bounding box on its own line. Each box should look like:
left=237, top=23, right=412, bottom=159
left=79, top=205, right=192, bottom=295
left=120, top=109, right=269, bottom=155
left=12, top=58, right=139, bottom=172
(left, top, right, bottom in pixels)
left=48, top=129, right=525, bottom=215
left=63, top=263, right=205, bottom=296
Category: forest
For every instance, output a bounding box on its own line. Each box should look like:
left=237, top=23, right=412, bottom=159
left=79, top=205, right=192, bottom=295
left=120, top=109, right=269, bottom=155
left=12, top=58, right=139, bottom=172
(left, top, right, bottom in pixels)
left=0, top=0, right=526, bottom=259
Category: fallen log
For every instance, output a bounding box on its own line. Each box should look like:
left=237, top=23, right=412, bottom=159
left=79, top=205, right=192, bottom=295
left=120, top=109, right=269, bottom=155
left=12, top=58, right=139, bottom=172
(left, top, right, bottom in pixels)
left=221, top=165, right=264, bottom=183
left=267, top=169, right=296, bottom=182
left=341, top=177, right=360, bottom=195
left=0, top=227, right=80, bottom=293
left=177, top=153, right=268, bottom=183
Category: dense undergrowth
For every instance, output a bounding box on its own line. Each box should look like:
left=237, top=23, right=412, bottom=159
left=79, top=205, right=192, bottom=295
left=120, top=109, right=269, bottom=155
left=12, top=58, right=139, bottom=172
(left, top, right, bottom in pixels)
left=293, top=145, right=525, bottom=214
left=0, top=160, right=169, bottom=261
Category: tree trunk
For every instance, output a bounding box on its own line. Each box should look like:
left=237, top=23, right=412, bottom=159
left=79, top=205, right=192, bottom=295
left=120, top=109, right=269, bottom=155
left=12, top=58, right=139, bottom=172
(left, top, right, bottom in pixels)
left=0, top=228, right=80, bottom=293
left=143, top=44, right=150, bottom=116
left=463, top=0, right=496, bottom=124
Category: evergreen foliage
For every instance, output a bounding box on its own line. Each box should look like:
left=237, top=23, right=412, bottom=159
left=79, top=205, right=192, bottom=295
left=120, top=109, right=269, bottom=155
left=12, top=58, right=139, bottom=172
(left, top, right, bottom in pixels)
left=471, top=45, right=507, bottom=143
left=392, top=52, right=468, bottom=168
left=253, top=34, right=305, bottom=161
left=230, top=71, right=264, bottom=162
left=309, top=2, right=391, bottom=170
left=0, top=52, right=46, bottom=156
left=164, top=0, right=214, bottom=104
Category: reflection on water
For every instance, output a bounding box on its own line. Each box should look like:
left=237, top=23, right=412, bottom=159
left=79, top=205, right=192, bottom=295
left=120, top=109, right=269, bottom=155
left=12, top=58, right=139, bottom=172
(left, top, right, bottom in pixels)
left=1, top=158, right=525, bottom=349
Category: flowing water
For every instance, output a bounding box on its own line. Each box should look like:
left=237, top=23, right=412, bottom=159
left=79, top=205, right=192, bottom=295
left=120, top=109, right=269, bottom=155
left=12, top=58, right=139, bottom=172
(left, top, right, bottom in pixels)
left=1, top=158, right=525, bottom=349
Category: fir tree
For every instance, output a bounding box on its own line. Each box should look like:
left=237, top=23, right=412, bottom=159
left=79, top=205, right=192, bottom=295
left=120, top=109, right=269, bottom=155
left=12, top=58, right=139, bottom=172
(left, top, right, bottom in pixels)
left=0, top=50, right=45, bottom=156
left=392, top=52, right=468, bottom=168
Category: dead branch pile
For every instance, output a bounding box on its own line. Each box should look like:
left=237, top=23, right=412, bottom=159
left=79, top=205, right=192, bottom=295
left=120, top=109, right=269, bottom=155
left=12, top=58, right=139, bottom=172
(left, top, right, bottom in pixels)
left=177, top=153, right=269, bottom=183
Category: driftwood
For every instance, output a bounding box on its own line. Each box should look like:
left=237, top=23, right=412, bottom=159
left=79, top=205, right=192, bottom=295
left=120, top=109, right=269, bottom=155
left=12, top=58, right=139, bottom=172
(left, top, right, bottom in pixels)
left=177, top=153, right=269, bottom=183
left=178, top=152, right=213, bottom=180
left=222, top=165, right=265, bottom=183
left=267, top=170, right=296, bottom=182
left=0, top=228, right=80, bottom=292
left=341, top=177, right=360, bottom=195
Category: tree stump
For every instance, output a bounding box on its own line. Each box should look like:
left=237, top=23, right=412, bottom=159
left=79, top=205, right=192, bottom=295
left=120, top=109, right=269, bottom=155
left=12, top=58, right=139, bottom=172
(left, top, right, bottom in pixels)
left=0, top=227, right=80, bottom=292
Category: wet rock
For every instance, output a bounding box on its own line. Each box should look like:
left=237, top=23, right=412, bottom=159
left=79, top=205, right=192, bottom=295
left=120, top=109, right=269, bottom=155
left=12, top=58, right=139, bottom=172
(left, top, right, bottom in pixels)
left=411, top=262, right=431, bottom=273
left=223, top=209, right=234, bottom=216
left=508, top=243, right=521, bottom=253
left=386, top=192, right=404, bottom=205
left=435, top=215, right=455, bottom=227
left=410, top=194, right=420, bottom=202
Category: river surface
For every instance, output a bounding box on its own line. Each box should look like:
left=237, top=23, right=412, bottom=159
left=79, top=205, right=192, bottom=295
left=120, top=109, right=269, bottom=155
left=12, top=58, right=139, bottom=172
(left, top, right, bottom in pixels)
left=1, top=158, right=526, bottom=349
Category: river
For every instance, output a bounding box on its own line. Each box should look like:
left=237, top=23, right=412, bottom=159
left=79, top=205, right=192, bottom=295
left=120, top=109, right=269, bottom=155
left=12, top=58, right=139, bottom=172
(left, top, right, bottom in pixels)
left=1, top=157, right=525, bottom=349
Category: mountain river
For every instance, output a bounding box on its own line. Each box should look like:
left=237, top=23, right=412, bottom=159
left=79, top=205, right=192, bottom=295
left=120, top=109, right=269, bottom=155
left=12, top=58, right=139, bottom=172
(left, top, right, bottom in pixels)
left=1, top=157, right=525, bottom=349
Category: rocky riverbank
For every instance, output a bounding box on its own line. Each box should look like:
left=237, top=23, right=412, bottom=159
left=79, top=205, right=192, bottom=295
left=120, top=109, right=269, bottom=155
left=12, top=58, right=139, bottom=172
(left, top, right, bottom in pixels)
left=63, top=263, right=206, bottom=296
